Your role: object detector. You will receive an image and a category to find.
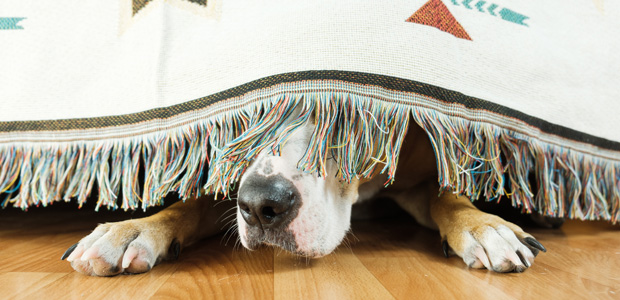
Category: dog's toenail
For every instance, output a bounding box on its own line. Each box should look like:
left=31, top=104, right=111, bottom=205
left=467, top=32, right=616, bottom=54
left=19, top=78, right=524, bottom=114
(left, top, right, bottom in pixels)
left=169, top=239, right=181, bottom=260
left=516, top=250, right=529, bottom=267
left=524, top=237, right=546, bottom=253
left=442, top=240, right=451, bottom=258
left=61, top=243, right=79, bottom=260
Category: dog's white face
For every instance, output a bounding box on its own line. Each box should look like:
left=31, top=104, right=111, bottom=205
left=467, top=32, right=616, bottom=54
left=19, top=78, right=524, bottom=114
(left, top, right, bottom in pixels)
left=236, top=123, right=362, bottom=257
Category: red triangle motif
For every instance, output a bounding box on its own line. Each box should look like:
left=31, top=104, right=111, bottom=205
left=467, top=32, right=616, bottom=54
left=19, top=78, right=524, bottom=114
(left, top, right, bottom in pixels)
left=406, top=0, right=472, bottom=41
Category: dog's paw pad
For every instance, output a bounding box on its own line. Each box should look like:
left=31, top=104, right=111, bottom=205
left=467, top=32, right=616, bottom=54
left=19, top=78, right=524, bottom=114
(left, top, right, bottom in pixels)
left=457, top=225, right=539, bottom=273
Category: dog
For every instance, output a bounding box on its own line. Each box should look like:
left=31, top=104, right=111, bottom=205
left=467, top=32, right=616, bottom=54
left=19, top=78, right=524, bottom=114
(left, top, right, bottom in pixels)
left=61, top=112, right=547, bottom=276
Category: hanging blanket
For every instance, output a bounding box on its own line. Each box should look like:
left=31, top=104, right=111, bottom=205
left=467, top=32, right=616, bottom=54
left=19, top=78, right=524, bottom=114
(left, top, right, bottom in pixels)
left=1, top=0, right=618, bottom=222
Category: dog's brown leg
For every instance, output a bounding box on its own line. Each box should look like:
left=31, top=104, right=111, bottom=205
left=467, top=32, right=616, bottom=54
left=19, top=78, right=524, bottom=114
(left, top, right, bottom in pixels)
left=62, top=196, right=235, bottom=276
left=429, top=188, right=546, bottom=272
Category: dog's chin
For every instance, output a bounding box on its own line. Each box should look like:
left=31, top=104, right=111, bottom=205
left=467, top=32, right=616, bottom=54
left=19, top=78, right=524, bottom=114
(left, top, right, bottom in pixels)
left=241, top=236, right=339, bottom=259
left=237, top=213, right=346, bottom=258
left=240, top=227, right=299, bottom=254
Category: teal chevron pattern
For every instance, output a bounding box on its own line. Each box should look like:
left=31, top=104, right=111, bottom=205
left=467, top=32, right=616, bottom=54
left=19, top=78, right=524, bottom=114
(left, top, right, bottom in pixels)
left=0, top=18, right=25, bottom=30
left=462, top=0, right=474, bottom=9
left=498, top=8, right=528, bottom=26
left=487, top=3, right=498, bottom=16
left=452, top=0, right=529, bottom=26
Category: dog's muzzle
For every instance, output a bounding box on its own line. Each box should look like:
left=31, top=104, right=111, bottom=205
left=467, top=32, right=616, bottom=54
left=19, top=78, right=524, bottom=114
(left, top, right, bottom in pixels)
left=237, top=174, right=301, bottom=251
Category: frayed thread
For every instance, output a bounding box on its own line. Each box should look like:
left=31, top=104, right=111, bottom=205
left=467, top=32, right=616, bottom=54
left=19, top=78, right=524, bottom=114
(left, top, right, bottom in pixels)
left=412, top=107, right=619, bottom=222
left=0, top=91, right=618, bottom=223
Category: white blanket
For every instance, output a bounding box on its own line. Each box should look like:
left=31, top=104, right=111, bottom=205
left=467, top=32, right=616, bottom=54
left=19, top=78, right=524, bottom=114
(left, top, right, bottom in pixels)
left=1, top=0, right=618, bottom=222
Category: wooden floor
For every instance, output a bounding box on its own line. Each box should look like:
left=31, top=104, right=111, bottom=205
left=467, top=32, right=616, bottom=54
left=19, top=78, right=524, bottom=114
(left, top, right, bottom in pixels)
left=0, top=202, right=618, bottom=300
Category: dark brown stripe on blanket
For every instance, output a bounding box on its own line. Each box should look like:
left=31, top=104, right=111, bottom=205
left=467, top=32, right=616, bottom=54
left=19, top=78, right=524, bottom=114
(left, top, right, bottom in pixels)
left=1, top=70, right=618, bottom=151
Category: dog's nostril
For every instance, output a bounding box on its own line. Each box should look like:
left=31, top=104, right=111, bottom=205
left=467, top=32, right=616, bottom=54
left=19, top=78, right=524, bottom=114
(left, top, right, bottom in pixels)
left=239, top=203, right=251, bottom=214
left=261, top=206, right=277, bottom=220
left=238, top=174, right=300, bottom=229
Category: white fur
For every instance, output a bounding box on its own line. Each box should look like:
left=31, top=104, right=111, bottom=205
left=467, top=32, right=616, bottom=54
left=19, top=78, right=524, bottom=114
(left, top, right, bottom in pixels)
left=458, top=225, right=535, bottom=272
left=236, top=118, right=539, bottom=273
left=68, top=114, right=541, bottom=276
left=237, top=123, right=359, bottom=257
left=66, top=220, right=169, bottom=276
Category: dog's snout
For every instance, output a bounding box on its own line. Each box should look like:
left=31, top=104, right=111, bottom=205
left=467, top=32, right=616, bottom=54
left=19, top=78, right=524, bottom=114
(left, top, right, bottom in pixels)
left=238, top=194, right=294, bottom=227
left=238, top=174, right=299, bottom=229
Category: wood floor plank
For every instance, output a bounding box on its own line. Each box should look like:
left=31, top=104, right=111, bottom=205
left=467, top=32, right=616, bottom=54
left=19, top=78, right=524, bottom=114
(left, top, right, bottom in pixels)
left=152, top=239, right=274, bottom=300
left=0, top=234, right=84, bottom=273
left=0, top=203, right=161, bottom=274
left=358, top=257, right=513, bottom=300
left=522, top=220, right=620, bottom=297
left=274, top=249, right=395, bottom=299
left=0, top=272, right=67, bottom=299
left=349, top=217, right=619, bottom=300
left=350, top=217, right=512, bottom=299
left=0, top=203, right=618, bottom=299
left=14, top=264, right=179, bottom=300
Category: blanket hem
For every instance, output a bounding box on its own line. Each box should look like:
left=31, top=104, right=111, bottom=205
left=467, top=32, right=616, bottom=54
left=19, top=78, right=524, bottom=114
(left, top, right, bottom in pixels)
left=0, top=73, right=617, bottom=223
left=1, top=71, right=618, bottom=152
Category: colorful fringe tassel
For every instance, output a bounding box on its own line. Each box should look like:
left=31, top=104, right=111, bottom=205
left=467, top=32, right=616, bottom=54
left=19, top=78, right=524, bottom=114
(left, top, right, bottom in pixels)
left=0, top=91, right=618, bottom=223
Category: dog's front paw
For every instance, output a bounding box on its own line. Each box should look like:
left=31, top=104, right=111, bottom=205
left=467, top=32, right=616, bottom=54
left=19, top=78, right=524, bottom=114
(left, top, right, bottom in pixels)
left=61, top=220, right=179, bottom=276
left=443, top=217, right=546, bottom=273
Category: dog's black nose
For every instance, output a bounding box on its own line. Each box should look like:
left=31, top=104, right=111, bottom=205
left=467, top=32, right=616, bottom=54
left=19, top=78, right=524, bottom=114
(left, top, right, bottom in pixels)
left=238, top=174, right=299, bottom=229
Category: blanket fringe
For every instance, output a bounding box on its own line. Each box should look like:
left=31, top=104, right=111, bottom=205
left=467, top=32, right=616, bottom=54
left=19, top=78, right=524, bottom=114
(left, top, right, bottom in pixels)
left=413, top=108, right=619, bottom=222
left=0, top=92, right=618, bottom=222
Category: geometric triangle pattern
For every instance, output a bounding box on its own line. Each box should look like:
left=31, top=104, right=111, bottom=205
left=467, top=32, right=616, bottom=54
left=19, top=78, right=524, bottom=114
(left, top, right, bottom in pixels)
left=406, top=0, right=472, bottom=41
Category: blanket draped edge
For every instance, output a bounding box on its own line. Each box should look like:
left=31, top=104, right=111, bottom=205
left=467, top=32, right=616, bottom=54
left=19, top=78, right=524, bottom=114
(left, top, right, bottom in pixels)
left=1, top=71, right=618, bottom=223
